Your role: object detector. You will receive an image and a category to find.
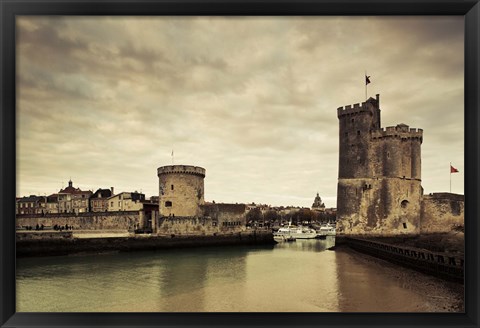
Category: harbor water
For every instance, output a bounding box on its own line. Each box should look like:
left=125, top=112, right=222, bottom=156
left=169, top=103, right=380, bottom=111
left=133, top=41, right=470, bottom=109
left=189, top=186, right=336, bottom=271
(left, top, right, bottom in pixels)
left=16, top=237, right=464, bottom=312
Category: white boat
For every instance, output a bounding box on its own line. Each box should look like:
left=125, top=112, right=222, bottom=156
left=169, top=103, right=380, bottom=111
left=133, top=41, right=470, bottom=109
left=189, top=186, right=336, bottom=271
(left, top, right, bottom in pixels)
left=316, top=223, right=336, bottom=237
left=274, top=225, right=317, bottom=240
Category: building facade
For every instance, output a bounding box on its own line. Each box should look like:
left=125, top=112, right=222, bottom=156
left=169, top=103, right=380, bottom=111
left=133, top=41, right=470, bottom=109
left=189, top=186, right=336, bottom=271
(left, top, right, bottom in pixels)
left=46, top=194, right=59, bottom=214
left=57, top=180, right=93, bottom=214
left=16, top=195, right=47, bottom=215
left=90, top=188, right=114, bottom=212
left=107, top=192, right=146, bottom=212
left=336, top=95, right=424, bottom=235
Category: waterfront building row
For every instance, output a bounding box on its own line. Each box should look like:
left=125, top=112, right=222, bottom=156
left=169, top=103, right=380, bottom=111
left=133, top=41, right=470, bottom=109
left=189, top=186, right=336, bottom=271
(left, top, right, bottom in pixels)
left=16, top=180, right=158, bottom=215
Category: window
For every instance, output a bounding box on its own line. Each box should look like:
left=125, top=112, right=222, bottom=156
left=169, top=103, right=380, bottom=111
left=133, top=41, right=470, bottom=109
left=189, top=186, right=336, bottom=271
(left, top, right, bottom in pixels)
left=111, top=201, right=113, bottom=207
left=165, top=201, right=172, bottom=207
left=401, top=200, right=409, bottom=208
left=451, top=202, right=461, bottom=216
left=402, top=223, right=407, bottom=229
left=357, top=130, right=360, bottom=136
left=171, top=185, right=174, bottom=190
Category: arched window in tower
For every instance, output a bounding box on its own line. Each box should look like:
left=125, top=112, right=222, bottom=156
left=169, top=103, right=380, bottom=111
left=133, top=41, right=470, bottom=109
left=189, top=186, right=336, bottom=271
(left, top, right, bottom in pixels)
left=401, top=200, right=409, bottom=208
left=171, top=184, right=174, bottom=190
left=357, top=130, right=360, bottom=136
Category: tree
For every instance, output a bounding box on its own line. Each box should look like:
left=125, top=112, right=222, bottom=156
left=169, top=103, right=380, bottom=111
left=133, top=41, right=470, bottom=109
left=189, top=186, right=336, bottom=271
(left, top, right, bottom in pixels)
left=246, top=207, right=263, bottom=224
left=264, top=210, right=279, bottom=223
left=293, top=208, right=314, bottom=224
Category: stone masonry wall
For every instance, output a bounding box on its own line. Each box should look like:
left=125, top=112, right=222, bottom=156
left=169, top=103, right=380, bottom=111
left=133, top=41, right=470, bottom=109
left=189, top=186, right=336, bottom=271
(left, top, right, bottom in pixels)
left=156, top=216, right=245, bottom=236
left=420, top=193, right=464, bottom=233
left=16, top=211, right=141, bottom=230
left=337, top=178, right=422, bottom=236
left=157, top=217, right=219, bottom=235
left=157, top=204, right=247, bottom=236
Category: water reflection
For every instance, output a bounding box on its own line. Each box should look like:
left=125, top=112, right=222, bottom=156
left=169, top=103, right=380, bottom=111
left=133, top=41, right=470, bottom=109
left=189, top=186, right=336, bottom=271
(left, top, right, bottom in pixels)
left=274, top=236, right=335, bottom=252
left=334, top=247, right=464, bottom=312
left=16, top=239, right=462, bottom=312
left=159, top=248, right=247, bottom=311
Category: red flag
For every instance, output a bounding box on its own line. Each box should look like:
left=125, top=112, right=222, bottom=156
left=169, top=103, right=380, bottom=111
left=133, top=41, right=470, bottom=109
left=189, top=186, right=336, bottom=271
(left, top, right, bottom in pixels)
left=450, top=165, right=459, bottom=173
left=365, top=75, right=371, bottom=85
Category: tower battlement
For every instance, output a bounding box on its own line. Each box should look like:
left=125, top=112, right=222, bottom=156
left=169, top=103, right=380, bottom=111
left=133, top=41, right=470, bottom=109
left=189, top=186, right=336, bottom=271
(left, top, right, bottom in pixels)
left=371, top=125, right=423, bottom=141
left=157, top=165, right=206, bottom=178
left=337, top=94, right=380, bottom=118
left=337, top=102, right=368, bottom=117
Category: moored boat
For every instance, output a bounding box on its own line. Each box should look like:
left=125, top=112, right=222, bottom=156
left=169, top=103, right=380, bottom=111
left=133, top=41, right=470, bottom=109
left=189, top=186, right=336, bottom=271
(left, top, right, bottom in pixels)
left=274, top=225, right=317, bottom=240
left=316, top=223, right=336, bottom=237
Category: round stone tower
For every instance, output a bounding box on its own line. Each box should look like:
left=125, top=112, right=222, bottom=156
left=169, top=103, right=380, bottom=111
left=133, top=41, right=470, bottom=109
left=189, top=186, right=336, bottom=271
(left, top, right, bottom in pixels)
left=157, top=165, right=206, bottom=217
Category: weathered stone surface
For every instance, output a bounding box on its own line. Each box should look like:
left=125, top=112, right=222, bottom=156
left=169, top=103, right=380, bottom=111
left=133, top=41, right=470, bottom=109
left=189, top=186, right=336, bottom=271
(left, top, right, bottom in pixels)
left=156, top=204, right=247, bottom=236
left=336, top=95, right=463, bottom=236
left=16, top=212, right=141, bottom=230
left=421, top=193, right=464, bottom=233
left=157, top=165, right=205, bottom=217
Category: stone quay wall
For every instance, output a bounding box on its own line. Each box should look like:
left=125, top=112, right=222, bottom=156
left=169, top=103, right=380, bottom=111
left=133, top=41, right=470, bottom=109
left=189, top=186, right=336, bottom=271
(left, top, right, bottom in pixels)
left=16, top=231, right=275, bottom=257
left=340, top=236, right=464, bottom=283
left=16, top=211, right=142, bottom=231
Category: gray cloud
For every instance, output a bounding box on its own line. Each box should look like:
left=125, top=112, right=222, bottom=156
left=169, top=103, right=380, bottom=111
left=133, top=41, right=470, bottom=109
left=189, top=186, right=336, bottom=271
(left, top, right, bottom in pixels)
left=16, top=16, right=464, bottom=207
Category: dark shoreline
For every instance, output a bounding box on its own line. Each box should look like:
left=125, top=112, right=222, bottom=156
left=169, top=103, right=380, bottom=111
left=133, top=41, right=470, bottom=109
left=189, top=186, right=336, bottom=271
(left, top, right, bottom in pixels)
left=16, top=231, right=275, bottom=258
left=335, top=233, right=465, bottom=284
left=334, top=247, right=464, bottom=312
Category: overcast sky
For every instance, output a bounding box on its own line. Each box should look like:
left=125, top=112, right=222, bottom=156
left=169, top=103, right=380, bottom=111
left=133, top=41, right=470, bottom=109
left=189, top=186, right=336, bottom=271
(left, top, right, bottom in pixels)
left=16, top=16, right=464, bottom=208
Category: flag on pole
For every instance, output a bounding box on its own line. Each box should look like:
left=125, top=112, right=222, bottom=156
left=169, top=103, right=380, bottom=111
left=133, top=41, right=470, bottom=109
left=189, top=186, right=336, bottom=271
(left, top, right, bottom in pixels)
left=365, top=75, right=371, bottom=85
left=450, top=165, right=459, bottom=173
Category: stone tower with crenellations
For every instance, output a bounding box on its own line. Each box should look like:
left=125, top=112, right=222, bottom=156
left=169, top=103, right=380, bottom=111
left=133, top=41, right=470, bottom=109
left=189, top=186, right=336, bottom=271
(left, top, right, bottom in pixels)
left=336, top=94, right=424, bottom=235
left=157, top=165, right=206, bottom=217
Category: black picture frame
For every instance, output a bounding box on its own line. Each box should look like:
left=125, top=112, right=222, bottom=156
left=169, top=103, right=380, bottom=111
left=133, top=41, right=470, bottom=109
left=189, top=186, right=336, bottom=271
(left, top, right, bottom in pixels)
left=1, top=1, right=479, bottom=327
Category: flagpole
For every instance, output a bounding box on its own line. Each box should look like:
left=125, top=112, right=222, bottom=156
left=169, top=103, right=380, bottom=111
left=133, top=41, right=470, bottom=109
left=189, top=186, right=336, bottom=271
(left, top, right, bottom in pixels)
left=449, top=162, right=451, bottom=193
left=365, top=71, right=367, bottom=100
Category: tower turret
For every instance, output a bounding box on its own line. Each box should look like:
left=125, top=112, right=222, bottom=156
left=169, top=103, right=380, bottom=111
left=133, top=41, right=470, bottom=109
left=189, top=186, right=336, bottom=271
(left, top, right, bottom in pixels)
left=337, top=94, right=381, bottom=178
